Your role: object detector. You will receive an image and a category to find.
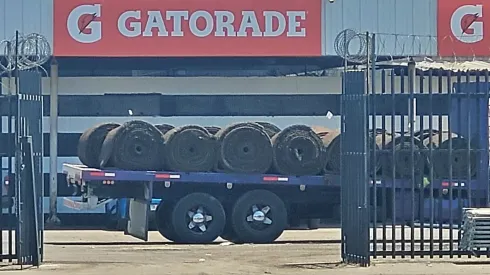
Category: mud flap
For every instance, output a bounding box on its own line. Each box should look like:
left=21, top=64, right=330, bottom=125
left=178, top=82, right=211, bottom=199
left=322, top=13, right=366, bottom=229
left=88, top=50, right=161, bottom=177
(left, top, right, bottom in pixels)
left=125, top=181, right=153, bottom=241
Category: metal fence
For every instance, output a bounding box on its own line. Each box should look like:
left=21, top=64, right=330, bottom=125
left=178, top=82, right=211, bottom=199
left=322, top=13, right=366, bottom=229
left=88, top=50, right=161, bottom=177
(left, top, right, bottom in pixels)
left=0, top=70, right=43, bottom=267
left=341, top=62, right=490, bottom=265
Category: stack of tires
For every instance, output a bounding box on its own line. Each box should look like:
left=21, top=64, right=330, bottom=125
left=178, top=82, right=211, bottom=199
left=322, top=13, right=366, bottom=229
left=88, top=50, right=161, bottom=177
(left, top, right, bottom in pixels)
left=77, top=120, right=327, bottom=176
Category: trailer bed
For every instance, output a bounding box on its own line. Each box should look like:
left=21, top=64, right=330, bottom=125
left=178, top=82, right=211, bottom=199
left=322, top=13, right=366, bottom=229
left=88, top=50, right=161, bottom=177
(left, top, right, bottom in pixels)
left=63, top=163, right=480, bottom=191
left=62, top=163, right=335, bottom=187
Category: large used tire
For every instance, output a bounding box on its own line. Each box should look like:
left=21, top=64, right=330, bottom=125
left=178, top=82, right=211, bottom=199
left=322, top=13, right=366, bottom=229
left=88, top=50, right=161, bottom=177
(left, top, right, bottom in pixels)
left=422, top=131, right=477, bottom=179
left=231, top=190, right=287, bottom=244
left=155, top=201, right=178, bottom=242
left=313, top=127, right=340, bottom=173
left=255, top=122, right=281, bottom=138
left=99, top=120, right=165, bottom=170
left=77, top=123, right=120, bottom=168
left=220, top=205, right=240, bottom=242
left=220, top=220, right=240, bottom=243
left=216, top=122, right=273, bottom=174
left=271, top=125, right=326, bottom=176
left=171, top=193, right=226, bottom=244
left=204, top=126, right=221, bottom=135
left=163, top=125, right=217, bottom=172
left=382, top=134, right=425, bottom=179
left=155, top=124, right=175, bottom=135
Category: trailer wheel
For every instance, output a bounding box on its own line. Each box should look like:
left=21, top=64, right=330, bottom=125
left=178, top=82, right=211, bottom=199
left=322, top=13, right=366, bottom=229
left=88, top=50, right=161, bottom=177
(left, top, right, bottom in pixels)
left=155, top=201, right=178, bottom=242
left=231, top=190, right=287, bottom=244
left=220, top=220, right=240, bottom=243
left=171, top=193, right=226, bottom=244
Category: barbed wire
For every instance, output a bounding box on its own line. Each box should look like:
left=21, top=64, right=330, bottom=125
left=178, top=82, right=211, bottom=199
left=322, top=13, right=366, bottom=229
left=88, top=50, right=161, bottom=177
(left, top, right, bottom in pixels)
left=334, top=29, right=490, bottom=64
left=334, top=29, right=372, bottom=63
left=0, top=32, right=51, bottom=74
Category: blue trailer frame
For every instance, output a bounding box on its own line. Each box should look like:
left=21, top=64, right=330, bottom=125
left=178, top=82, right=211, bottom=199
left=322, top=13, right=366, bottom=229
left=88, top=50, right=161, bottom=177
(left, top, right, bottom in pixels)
left=62, top=163, right=481, bottom=240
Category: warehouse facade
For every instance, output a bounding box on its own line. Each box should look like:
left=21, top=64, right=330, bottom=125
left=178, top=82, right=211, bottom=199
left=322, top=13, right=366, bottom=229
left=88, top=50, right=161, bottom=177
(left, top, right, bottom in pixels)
left=0, top=0, right=487, bottom=195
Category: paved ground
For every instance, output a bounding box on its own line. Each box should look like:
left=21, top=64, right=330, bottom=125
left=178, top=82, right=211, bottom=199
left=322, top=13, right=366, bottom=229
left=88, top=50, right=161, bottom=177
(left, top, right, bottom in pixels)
left=0, top=229, right=489, bottom=275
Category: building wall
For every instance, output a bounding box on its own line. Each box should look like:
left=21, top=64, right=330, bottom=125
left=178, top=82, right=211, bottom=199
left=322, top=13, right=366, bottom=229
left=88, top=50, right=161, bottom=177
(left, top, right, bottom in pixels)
left=323, top=0, right=437, bottom=56
left=0, top=0, right=53, bottom=49
left=0, top=0, right=439, bottom=58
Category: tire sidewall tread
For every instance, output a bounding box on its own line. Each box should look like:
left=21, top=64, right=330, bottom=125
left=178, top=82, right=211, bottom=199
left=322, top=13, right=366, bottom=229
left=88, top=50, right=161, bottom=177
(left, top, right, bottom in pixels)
left=231, top=190, right=287, bottom=244
left=171, top=193, right=226, bottom=244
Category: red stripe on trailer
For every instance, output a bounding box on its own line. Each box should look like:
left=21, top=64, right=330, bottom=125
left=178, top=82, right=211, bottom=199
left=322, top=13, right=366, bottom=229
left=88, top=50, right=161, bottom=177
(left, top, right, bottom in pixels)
left=90, top=172, right=105, bottom=177
left=263, top=176, right=288, bottom=182
left=90, top=172, right=116, bottom=177
left=155, top=174, right=181, bottom=179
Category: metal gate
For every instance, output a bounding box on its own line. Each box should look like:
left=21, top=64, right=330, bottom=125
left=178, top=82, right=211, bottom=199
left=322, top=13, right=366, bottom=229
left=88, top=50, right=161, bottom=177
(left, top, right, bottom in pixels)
left=0, top=70, right=43, bottom=267
left=341, top=57, right=490, bottom=264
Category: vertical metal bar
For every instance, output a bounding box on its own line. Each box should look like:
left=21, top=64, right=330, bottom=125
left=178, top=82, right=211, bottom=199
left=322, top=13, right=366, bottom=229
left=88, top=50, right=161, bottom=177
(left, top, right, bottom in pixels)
left=400, top=68, right=406, bottom=258
left=428, top=69, right=435, bottom=258
left=408, top=59, right=416, bottom=259
left=14, top=30, right=21, bottom=264
left=369, top=33, right=378, bottom=258
left=455, top=71, right=462, bottom=257
left=437, top=70, right=444, bottom=257
left=341, top=71, right=370, bottom=265
left=473, top=72, right=480, bottom=207
left=447, top=71, right=454, bottom=258
left=7, top=77, right=13, bottom=262
left=462, top=71, right=472, bottom=258
left=38, top=73, right=44, bottom=262
left=47, top=60, right=60, bottom=225
left=485, top=70, right=490, bottom=259
left=381, top=70, right=387, bottom=257
left=340, top=30, right=347, bottom=262
left=363, top=69, right=371, bottom=266
left=390, top=71, right=396, bottom=258
left=485, top=71, right=490, bottom=258
left=0, top=77, right=3, bottom=260
left=486, top=71, right=490, bottom=210
left=418, top=69, right=425, bottom=257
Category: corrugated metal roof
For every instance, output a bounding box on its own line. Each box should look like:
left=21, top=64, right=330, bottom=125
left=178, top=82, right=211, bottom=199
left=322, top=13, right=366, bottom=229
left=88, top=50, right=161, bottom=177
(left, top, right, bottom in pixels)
left=378, top=58, right=490, bottom=72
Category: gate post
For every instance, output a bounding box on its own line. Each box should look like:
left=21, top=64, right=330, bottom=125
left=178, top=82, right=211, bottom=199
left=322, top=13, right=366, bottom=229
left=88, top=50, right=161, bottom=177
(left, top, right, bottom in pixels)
left=341, top=70, right=370, bottom=266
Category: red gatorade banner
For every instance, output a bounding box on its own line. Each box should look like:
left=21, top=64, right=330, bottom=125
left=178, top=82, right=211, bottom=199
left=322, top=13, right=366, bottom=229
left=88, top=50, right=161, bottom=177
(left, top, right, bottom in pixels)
left=53, top=0, right=322, bottom=57
left=438, top=0, right=489, bottom=56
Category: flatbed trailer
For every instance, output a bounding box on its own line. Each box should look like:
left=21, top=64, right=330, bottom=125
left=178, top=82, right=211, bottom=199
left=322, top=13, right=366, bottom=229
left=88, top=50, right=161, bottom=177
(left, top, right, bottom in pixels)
left=63, top=163, right=341, bottom=243
left=62, top=163, right=484, bottom=243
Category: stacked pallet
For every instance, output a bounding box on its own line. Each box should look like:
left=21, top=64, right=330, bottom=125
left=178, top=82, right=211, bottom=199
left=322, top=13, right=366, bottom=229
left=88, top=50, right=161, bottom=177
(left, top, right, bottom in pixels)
left=460, top=208, right=490, bottom=251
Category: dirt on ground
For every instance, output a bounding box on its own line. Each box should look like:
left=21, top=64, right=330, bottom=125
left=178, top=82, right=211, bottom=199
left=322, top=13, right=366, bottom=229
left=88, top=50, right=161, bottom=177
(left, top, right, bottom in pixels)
left=0, top=229, right=489, bottom=275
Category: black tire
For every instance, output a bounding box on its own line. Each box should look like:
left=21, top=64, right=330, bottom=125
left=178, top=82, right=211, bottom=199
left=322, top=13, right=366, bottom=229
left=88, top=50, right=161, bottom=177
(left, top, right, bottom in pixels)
left=231, top=190, right=287, bottom=244
left=155, top=201, right=178, bottom=242
left=220, top=218, right=241, bottom=243
left=171, top=193, right=226, bottom=244
left=77, top=123, right=120, bottom=168
left=307, top=219, right=320, bottom=230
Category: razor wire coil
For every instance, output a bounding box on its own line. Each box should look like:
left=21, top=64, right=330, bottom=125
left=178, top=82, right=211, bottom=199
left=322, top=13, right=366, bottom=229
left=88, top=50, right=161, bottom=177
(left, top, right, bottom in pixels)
left=334, top=29, right=372, bottom=63
left=0, top=32, right=51, bottom=73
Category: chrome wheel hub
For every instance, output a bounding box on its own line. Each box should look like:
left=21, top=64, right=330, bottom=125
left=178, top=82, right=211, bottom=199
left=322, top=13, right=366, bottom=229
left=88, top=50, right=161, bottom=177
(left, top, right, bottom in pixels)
left=187, top=206, right=213, bottom=232
left=247, top=205, right=272, bottom=225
